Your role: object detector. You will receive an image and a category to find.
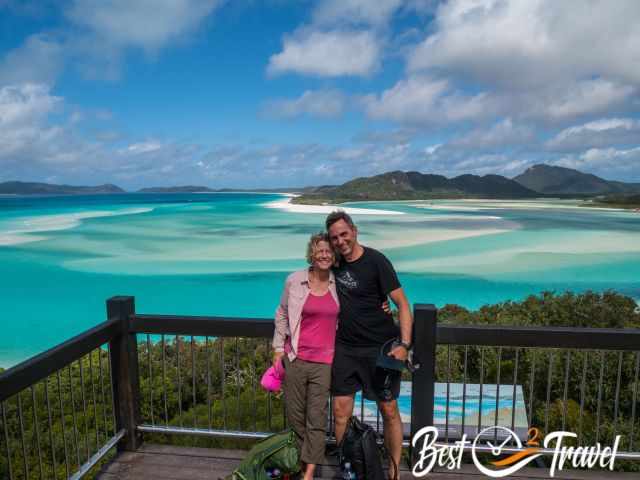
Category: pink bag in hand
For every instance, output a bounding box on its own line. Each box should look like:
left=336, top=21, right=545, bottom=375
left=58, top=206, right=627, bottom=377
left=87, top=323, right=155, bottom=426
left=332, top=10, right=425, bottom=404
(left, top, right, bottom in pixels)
left=260, top=358, right=285, bottom=392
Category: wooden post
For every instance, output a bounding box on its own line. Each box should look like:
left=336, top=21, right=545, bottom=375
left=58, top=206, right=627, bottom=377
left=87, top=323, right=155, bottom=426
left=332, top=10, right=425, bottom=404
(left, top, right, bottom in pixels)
left=107, top=296, right=142, bottom=451
left=410, top=304, right=437, bottom=462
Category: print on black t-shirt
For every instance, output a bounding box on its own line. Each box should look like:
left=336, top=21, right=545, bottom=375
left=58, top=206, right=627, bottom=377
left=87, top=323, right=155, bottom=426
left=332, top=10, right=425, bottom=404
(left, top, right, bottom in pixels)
left=336, top=270, right=358, bottom=290
left=333, top=246, right=401, bottom=348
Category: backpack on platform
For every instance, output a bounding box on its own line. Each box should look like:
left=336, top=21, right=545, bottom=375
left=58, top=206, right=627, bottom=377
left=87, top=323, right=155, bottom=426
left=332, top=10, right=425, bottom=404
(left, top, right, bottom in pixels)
left=225, top=429, right=300, bottom=480
left=339, top=416, right=398, bottom=480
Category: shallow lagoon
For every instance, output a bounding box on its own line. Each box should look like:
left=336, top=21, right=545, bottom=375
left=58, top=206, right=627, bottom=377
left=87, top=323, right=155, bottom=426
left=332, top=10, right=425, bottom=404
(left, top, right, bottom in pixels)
left=1, top=193, right=639, bottom=366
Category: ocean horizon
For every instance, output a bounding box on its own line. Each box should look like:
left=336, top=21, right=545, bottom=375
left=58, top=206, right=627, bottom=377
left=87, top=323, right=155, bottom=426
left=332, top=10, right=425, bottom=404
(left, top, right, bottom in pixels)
left=1, top=192, right=639, bottom=368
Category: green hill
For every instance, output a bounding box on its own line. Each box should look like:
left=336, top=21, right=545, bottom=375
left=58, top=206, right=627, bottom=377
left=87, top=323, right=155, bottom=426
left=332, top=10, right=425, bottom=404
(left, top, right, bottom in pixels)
left=513, top=164, right=640, bottom=195
left=294, top=170, right=538, bottom=204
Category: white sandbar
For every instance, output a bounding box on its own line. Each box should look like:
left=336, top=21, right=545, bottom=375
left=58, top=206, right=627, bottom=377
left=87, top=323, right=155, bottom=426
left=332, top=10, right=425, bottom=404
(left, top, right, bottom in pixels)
left=263, top=196, right=404, bottom=215
left=0, top=207, right=154, bottom=246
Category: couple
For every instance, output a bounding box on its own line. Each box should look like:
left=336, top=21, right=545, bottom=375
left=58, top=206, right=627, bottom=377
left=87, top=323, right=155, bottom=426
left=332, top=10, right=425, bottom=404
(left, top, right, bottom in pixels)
left=272, top=210, right=413, bottom=479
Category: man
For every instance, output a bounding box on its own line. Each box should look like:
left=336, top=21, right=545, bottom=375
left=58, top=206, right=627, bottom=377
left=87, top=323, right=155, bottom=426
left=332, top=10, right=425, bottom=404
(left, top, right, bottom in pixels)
left=326, top=210, right=413, bottom=474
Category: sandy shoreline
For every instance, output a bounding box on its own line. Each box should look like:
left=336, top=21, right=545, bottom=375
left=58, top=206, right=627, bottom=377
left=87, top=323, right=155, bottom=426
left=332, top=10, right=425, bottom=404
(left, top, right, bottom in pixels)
left=262, top=195, right=404, bottom=215
left=412, top=199, right=628, bottom=212
left=368, top=227, right=510, bottom=250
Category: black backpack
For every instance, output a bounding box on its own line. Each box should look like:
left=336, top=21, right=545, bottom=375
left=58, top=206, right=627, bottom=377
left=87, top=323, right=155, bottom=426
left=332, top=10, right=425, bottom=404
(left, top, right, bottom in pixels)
left=339, top=416, right=398, bottom=480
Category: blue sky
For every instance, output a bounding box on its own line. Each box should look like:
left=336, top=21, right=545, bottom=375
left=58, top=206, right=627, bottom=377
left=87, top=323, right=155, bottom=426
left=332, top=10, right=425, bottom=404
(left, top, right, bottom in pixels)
left=0, top=0, right=639, bottom=189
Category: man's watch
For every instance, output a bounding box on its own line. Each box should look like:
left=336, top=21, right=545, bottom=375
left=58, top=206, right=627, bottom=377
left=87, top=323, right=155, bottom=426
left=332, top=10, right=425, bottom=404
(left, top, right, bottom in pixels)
left=398, top=340, right=412, bottom=351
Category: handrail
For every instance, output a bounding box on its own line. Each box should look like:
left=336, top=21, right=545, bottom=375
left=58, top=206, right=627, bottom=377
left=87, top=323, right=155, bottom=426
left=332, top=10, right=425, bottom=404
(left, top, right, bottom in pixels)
left=4, top=310, right=637, bottom=405
left=437, top=323, right=640, bottom=350
left=0, top=317, right=121, bottom=402
left=130, top=314, right=640, bottom=350
left=130, top=314, right=274, bottom=337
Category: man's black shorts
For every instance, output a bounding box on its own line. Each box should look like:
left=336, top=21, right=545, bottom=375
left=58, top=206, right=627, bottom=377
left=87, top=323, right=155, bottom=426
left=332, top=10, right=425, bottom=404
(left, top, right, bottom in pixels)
left=331, top=343, right=401, bottom=402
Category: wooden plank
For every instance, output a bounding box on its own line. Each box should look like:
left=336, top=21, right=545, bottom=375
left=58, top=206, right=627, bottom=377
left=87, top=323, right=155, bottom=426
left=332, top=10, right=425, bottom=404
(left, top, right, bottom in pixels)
left=106, top=451, right=236, bottom=469
left=137, top=444, right=246, bottom=459
left=96, top=446, right=640, bottom=480
left=97, top=452, right=238, bottom=480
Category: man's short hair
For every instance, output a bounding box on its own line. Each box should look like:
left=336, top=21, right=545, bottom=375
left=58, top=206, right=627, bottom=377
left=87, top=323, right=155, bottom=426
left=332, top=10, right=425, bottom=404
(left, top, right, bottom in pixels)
left=325, top=210, right=355, bottom=231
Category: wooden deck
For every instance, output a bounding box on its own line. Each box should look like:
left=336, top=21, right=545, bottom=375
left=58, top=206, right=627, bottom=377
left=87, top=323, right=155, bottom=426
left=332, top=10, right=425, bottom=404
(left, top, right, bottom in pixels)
left=96, top=444, right=639, bottom=479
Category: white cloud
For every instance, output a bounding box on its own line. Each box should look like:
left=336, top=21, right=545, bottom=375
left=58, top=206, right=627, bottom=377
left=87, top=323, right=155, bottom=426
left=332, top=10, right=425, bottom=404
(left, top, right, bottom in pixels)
left=553, top=147, right=640, bottom=179
left=409, top=0, right=640, bottom=88
left=268, top=29, right=380, bottom=77
left=0, top=84, right=80, bottom=172
left=547, top=118, right=640, bottom=152
left=313, top=0, right=403, bottom=27
left=451, top=119, right=535, bottom=151
left=194, top=141, right=426, bottom=187
left=57, top=0, right=224, bottom=81
left=123, top=141, right=163, bottom=154
left=0, top=84, right=208, bottom=186
left=362, top=76, right=447, bottom=122
left=391, top=0, right=640, bottom=126
left=542, top=79, right=635, bottom=120
left=367, top=142, right=412, bottom=171
left=424, top=144, right=441, bottom=155
left=419, top=141, right=535, bottom=178
left=577, top=118, right=638, bottom=132
left=0, top=34, right=64, bottom=87
left=335, top=147, right=366, bottom=160
left=66, top=0, right=222, bottom=51
left=267, top=0, right=406, bottom=79
left=362, top=75, right=502, bottom=124
left=0, top=83, right=61, bottom=127
left=313, top=163, right=336, bottom=177
left=451, top=154, right=530, bottom=177
left=1, top=1, right=224, bottom=88
left=262, top=89, right=346, bottom=118
left=402, top=0, right=440, bottom=15
left=361, top=76, right=636, bottom=125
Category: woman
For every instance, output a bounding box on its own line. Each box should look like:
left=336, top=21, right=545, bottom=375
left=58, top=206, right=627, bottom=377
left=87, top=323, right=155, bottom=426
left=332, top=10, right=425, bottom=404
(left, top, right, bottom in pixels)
left=272, top=232, right=339, bottom=480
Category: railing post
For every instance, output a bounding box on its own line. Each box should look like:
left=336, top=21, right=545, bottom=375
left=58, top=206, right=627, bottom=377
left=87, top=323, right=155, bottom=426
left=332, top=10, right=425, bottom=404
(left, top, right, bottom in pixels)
left=410, top=304, right=437, bottom=459
left=107, top=296, right=142, bottom=451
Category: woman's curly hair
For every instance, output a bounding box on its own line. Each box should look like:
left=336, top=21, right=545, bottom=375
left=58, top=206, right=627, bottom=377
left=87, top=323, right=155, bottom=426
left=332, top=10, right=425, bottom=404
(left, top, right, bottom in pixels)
left=305, top=232, right=332, bottom=264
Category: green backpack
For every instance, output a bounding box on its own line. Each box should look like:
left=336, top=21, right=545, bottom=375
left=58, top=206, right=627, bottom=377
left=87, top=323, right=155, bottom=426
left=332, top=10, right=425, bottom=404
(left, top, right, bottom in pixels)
left=225, top=430, right=300, bottom=480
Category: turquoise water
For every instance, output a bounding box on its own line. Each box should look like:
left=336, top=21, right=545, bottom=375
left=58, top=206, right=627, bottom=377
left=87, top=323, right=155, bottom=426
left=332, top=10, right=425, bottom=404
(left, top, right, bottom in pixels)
left=1, top=193, right=639, bottom=367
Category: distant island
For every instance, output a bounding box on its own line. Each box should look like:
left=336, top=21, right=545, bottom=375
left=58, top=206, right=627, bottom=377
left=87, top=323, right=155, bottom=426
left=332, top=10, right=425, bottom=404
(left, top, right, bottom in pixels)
left=513, top=164, right=640, bottom=195
left=3, top=164, right=640, bottom=208
left=292, top=170, right=538, bottom=204
left=0, top=181, right=301, bottom=196
left=0, top=181, right=124, bottom=195
left=292, top=164, right=640, bottom=206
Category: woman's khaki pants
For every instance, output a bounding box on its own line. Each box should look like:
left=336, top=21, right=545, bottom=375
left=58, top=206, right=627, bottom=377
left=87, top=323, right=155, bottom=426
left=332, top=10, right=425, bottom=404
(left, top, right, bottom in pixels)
left=283, top=357, right=331, bottom=465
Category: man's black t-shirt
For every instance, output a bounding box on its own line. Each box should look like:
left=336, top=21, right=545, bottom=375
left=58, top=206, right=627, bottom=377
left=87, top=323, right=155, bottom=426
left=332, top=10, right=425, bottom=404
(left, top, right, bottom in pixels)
left=333, top=246, right=401, bottom=349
